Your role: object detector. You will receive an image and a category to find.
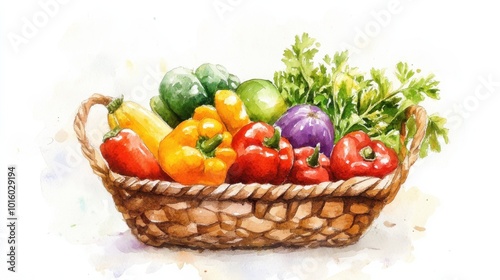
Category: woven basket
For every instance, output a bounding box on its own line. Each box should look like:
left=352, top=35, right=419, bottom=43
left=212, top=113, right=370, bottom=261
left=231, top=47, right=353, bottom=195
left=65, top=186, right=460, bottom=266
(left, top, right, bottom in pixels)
left=74, top=93, right=427, bottom=250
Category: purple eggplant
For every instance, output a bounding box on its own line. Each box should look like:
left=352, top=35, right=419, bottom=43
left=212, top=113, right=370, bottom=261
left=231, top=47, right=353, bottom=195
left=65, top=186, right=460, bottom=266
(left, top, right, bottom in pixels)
left=274, top=105, right=335, bottom=157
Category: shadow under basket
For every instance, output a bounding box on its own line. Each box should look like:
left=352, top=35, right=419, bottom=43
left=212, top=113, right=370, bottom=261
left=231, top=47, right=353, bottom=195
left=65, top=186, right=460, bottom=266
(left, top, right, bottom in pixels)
left=74, top=94, right=427, bottom=250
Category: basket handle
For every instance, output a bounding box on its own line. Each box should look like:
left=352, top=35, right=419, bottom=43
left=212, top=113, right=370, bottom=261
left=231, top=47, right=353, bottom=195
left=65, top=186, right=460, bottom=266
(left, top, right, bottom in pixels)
left=384, top=105, right=427, bottom=203
left=73, top=94, right=113, bottom=184
left=400, top=105, right=427, bottom=169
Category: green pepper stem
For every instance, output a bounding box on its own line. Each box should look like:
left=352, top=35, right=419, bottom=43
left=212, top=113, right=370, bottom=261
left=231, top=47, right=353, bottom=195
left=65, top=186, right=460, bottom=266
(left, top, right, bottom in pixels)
left=360, top=146, right=376, bottom=161
left=263, top=127, right=281, bottom=150
left=199, top=134, right=223, bottom=157
left=107, top=95, right=124, bottom=114
left=102, top=127, right=122, bottom=142
left=306, top=143, right=321, bottom=167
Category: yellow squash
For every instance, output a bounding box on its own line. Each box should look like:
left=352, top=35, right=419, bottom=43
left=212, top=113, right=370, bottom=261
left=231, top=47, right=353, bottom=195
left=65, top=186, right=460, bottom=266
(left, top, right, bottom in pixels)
left=107, top=96, right=172, bottom=159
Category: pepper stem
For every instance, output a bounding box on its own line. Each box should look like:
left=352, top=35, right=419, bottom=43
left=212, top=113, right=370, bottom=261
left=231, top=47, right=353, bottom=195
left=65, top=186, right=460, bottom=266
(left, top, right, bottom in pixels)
left=263, top=127, right=281, bottom=150
left=198, top=134, right=223, bottom=157
left=102, top=127, right=122, bottom=142
left=360, top=146, right=376, bottom=161
left=306, top=143, right=321, bottom=167
left=107, top=95, right=124, bottom=114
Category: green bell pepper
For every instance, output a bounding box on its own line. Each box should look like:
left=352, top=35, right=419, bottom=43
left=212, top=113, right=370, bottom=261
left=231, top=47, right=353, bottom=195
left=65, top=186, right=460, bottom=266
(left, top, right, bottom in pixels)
left=159, top=67, right=209, bottom=121
left=195, top=63, right=240, bottom=103
left=228, top=73, right=240, bottom=91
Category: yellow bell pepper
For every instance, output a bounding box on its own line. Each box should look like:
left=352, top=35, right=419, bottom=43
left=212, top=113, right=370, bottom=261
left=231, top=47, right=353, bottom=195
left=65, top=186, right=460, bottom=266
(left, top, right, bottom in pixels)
left=214, top=90, right=250, bottom=135
left=158, top=118, right=236, bottom=186
left=192, top=105, right=224, bottom=125
left=107, top=96, right=172, bottom=159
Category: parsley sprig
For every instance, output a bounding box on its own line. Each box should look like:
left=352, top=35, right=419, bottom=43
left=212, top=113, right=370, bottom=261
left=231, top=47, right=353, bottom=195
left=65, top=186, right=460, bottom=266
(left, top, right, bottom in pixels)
left=274, top=33, right=448, bottom=158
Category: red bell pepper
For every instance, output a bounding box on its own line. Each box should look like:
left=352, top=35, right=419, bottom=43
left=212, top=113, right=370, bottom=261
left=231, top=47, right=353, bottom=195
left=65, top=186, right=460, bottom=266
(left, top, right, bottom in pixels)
left=288, top=144, right=333, bottom=185
left=100, top=128, right=171, bottom=181
left=330, top=131, right=398, bottom=180
left=227, top=122, right=294, bottom=185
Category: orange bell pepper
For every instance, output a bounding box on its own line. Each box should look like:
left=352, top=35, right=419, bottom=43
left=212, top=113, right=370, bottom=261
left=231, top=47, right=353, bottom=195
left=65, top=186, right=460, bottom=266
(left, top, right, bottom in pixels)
left=192, top=91, right=251, bottom=136
left=214, top=90, right=250, bottom=135
left=158, top=118, right=236, bottom=186
left=192, top=105, right=224, bottom=124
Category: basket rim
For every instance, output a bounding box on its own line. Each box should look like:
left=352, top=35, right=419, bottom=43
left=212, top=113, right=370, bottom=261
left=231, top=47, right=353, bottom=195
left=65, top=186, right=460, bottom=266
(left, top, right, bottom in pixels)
left=107, top=167, right=398, bottom=202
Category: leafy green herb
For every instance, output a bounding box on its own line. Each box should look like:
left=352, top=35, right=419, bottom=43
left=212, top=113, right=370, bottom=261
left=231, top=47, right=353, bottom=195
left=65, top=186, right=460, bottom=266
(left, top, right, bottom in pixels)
left=274, top=33, right=449, bottom=158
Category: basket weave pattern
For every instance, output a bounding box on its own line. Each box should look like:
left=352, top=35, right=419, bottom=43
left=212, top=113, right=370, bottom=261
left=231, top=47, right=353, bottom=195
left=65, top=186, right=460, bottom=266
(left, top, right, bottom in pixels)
left=74, top=94, right=427, bottom=249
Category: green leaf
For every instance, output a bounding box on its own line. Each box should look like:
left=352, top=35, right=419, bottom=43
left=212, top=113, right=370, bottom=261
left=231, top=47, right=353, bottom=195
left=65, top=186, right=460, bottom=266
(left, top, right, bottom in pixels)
left=313, top=95, right=327, bottom=104
left=419, top=114, right=449, bottom=158
left=373, top=130, right=401, bottom=154
left=395, top=62, right=415, bottom=84
left=273, top=33, right=449, bottom=159
left=359, top=89, right=378, bottom=112
left=402, top=87, right=425, bottom=104
left=333, top=51, right=350, bottom=70
left=370, top=68, right=391, bottom=97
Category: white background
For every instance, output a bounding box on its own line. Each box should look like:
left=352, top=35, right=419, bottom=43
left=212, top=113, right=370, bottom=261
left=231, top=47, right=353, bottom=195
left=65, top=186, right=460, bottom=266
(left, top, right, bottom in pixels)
left=1, top=0, right=499, bottom=279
